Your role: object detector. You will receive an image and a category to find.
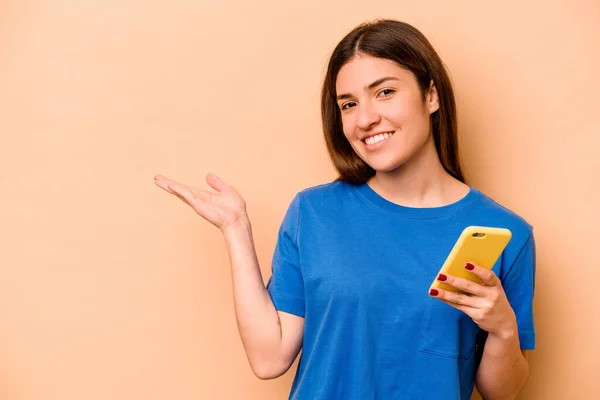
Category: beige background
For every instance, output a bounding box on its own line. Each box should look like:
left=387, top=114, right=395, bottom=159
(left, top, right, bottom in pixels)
left=1, top=0, right=598, bottom=399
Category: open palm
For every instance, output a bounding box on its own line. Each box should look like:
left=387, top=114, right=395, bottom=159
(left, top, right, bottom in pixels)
left=154, top=173, right=248, bottom=232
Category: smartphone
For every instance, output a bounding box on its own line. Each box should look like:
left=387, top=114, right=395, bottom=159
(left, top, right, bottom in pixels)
left=430, top=226, right=512, bottom=293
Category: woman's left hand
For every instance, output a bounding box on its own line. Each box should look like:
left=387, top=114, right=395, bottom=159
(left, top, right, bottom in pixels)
left=429, top=262, right=517, bottom=339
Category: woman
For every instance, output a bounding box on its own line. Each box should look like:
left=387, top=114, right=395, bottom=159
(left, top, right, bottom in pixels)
left=154, top=19, right=535, bottom=400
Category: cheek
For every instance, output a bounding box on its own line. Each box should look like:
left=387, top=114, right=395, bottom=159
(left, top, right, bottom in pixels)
left=383, top=95, right=426, bottom=126
left=384, top=103, right=413, bottom=125
left=340, top=115, right=354, bottom=140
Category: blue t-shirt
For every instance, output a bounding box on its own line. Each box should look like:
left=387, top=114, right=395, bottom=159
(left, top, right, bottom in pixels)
left=266, top=181, right=536, bottom=400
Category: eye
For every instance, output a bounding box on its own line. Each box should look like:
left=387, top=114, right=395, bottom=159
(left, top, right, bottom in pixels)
left=340, top=101, right=357, bottom=110
left=377, top=88, right=395, bottom=97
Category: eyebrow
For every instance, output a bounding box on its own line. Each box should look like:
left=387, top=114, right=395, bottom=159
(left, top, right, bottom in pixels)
left=336, top=76, right=399, bottom=101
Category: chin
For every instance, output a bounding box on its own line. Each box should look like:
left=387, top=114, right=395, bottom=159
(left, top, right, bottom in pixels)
left=362, top=154, right=411, bottom=174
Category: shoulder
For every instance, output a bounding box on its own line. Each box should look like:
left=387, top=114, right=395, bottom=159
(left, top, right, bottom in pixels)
left=294, top=179, right=357, bottom=206
left=297, top=179, right=353, bottom=197
left=471, top=187, right=534, bottom=250
left=279, top=180, right=363, bottom=224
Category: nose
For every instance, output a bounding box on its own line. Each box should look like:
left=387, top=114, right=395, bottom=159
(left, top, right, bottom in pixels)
left=356, top=102, right=381, bottom=131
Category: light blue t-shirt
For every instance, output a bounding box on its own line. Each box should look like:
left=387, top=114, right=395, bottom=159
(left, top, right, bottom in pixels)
left=266, top=181, right=536, bottom=400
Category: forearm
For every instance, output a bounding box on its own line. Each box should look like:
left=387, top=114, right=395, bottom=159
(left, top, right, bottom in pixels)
left=476, top=329, right=529, bottom=400
left=223, top=218, right=283, bottom=375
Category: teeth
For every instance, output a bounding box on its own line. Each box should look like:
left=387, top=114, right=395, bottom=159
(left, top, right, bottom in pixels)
left=365, top=132, right=393, bottom=145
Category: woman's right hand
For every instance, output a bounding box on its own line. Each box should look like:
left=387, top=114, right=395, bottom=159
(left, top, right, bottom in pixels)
left=154, top=173, right=249, bottom=233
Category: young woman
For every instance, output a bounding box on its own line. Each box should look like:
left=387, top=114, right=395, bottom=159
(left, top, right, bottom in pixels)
left=154, top=19, right=535, bottom=400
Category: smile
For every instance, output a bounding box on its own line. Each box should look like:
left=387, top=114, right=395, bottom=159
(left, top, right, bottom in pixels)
left=363, top=131, right=394, bottom=146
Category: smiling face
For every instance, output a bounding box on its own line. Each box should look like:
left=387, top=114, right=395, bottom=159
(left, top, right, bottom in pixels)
left=335, top=55, right=440, bottom=174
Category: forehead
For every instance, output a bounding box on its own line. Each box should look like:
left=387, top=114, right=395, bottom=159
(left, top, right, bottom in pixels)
left=336, top=55, right=413, bottom=92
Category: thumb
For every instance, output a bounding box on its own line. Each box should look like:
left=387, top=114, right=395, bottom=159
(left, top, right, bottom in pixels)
left=205, top=173, right=228, bottom=192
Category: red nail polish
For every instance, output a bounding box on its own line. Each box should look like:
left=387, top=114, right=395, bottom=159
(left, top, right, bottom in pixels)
left=429, top=289, right=439, bottom=296
left=437, top=273, right=447, bottom=281
left=465, top=263, right=474, bottom=271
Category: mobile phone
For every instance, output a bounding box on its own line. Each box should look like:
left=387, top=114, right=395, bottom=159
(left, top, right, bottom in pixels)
left=430, top=226, right=512, bottom=293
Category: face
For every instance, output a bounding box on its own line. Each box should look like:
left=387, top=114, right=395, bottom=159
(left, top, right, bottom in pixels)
left=335, top=55, right=439, bottom=173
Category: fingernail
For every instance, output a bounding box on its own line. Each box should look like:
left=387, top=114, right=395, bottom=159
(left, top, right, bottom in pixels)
left=437, top=274, right=447, bottom=282
left=465, top=263, right=474, bottom=271
left=429, top=289, right=439, bottom=296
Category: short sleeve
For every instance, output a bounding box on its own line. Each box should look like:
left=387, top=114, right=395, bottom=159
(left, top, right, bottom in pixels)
left=500, top=231, right=536, bottom=350
left=266, top=194, right=305, bottom=317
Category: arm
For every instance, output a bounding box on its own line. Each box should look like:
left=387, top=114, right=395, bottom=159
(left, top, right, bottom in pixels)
left=430, top=263, right=530, bottom=399
left=475, top=330, right=529, bottom=399
left=224, top=218, right=304, bottom=379
left=154, top=174, right=304, bottom=379
left=478, top=233, right=536, bottom=399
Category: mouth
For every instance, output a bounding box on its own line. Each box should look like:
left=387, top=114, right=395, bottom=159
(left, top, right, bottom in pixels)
left=362, top=131, right=395, bottom=146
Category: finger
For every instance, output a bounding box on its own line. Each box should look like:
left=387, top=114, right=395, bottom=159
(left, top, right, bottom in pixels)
left=437, top=298, right=479, bottom=317
left=436, top=273, right=486, bottom=296
left=154, top=178, right=175, bottom=194
left=429, top=288, right=484, bottom=309
left=154, top=174, right=178, bottom=190
left=167, top=183, right=196, bottom=204
left=155, top=175, right=203, bottom=197
left=205, top=173, right=228, bottom=192
left=465, top=262, right=499, bottom=287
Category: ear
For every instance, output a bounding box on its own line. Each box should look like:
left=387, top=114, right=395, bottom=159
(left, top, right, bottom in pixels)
left=427, top=80, right=439, bottom=114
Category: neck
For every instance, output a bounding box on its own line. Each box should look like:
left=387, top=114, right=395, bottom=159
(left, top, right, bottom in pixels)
left=367, top=137, right=468, bottom=208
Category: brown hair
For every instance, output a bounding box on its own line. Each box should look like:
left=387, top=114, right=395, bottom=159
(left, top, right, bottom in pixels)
left=321, top=19, right=465, bottom=184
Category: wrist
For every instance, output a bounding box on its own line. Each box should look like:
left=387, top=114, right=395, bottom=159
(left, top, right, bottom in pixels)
left=222, top=215, right=252, bottom=237
left=489, top=317, right=519, bottom=342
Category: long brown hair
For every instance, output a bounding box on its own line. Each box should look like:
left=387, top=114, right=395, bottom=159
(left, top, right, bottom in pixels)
left=321, top=19, right=465, bottom=184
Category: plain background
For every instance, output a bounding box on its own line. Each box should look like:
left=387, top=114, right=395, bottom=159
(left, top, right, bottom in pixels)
left=1, top=0, right=598, bottom=399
